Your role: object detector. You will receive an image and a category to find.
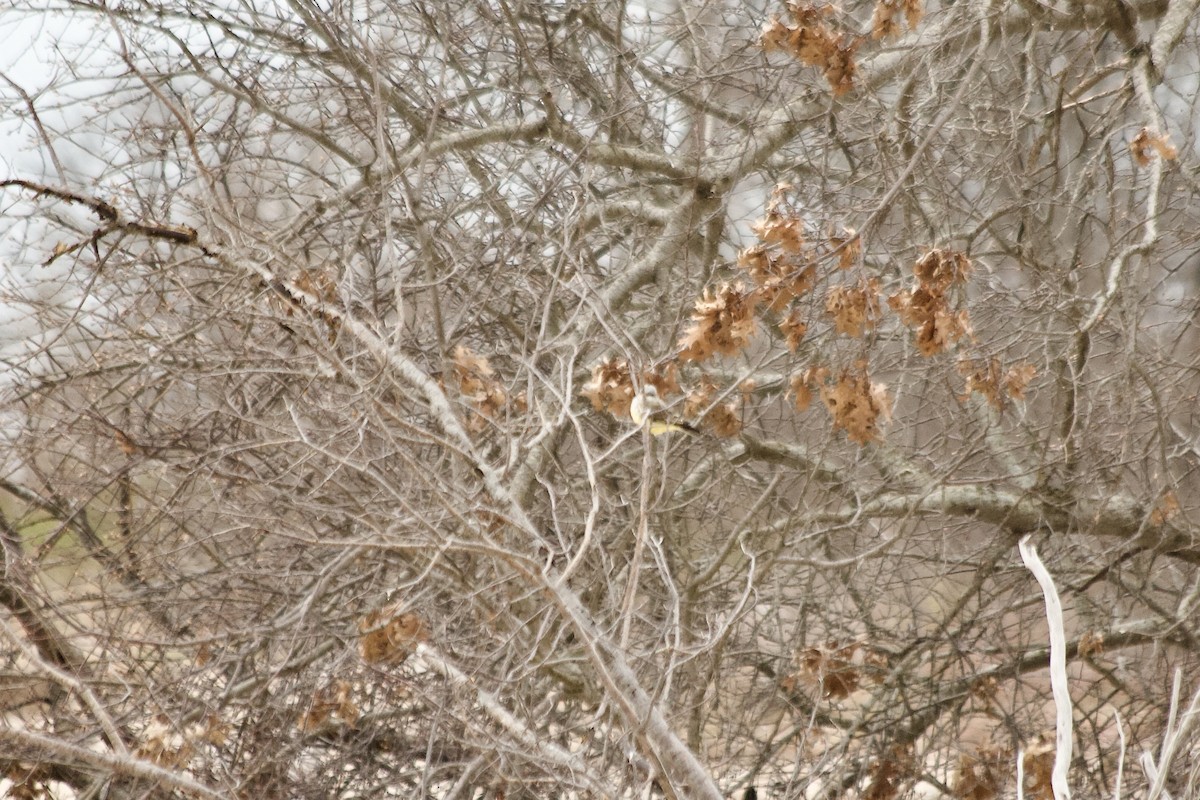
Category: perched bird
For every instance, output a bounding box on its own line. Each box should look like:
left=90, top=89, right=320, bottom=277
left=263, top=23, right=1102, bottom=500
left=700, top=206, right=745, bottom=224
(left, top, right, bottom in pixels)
left=629, top=385, right=698, bottom=436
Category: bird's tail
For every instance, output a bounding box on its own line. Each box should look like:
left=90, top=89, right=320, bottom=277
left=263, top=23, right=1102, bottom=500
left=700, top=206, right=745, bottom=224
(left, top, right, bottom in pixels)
left=648, top=420, right=699, bottom=436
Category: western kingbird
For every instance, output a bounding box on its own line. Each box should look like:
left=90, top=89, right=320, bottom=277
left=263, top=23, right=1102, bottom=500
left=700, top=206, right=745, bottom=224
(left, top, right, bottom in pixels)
left=630, top=385, right=698, bottom=435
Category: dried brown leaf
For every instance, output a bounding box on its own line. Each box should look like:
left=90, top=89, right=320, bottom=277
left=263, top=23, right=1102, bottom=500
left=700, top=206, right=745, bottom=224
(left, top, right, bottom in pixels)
left=453, top=345, right=514, bottom=429
left=580, top=358, right=635, bottom=418
left=136, top=717, right=193, bottom=768
left=1022, top=741, right=1055, bottom=800
left=825, top=277, right=881, bottom=338
left=1003, top=362, right=1036, bottom=400
left=819, top=362, right=889, bottom=444
left=761, top=15, right=792, bottom=51
left=904, top=0, right=924, bottom=28
left=789, top=375, right=812, bottom=412
left=681, top=375, right=743, bottom=436
left=761, top=3, right=859, bottom=95
left=913, top=248, right=971, bottom=293
left=953, top=748, right=1009, bottom=800
left=779, top=309, right=809, bottom=352
left=789, top=366, right=827, bottom=413
left=823, top=34, right=859, bottom=96
left=864, top=746, right=914, bottom=800
left=1150, top=490, right=1180, bottom=526
left=960, top=356, right=1031, bottom=411
left=298, top=680, right=359, bottom=733
left=891, top=250, right=973, bottom=355
left=797, top=641, right=865, bottom=700
left=751, top=209, right=805, bottom=253
left=831, top=227, right=860, bottom=270
left=871, top=1, right=902, bottom=39
left=1078, top=631, right=1105, bottom=658
left=678, top=283, right=759, bottom=362
left=871, top=0, right=923, bottom=39
left=1131, top=127, right=1177, bottom=166
left=707, top=402, right=743, bottom=437
left=359, top=603, right=428, bottom=666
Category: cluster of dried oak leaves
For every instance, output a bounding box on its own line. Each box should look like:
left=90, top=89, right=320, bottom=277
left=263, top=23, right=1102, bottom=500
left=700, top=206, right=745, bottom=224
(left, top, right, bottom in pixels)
left=581, top=182, right=1035, bottom=445
left=761, top=0, right=924, bottom=95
